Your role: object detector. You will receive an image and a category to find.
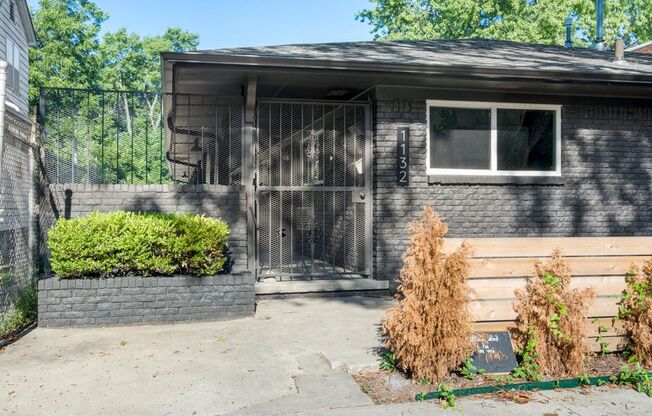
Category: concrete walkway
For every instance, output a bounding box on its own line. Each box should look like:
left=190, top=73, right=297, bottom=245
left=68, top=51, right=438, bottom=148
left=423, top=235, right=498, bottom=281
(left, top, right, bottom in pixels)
left=0, top=296, right=391, bottom=415
left=1, top=295, right=650, bottom=415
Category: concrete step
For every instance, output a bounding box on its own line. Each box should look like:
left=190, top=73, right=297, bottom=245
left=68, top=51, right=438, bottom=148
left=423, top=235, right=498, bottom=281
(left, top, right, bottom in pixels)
left=255, top=279, right=389, bottom=295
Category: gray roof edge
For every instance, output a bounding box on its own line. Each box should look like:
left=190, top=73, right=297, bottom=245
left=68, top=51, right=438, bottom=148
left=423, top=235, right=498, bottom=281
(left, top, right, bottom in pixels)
left=626, top=40, right=652, bottom=52
left=161, top=50, right=652, bottom=85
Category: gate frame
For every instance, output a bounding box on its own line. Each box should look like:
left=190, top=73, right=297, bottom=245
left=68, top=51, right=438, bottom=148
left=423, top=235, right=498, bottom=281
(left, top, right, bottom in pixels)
left=253, top=98, right=374, bottom=282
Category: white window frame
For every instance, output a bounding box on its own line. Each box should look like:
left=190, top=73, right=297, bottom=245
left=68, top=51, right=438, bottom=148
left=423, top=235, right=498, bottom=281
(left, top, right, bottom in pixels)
left=426, top=100, right=562, bottom=177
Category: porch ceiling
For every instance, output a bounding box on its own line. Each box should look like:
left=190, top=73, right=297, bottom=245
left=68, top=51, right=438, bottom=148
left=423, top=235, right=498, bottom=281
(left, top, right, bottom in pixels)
left=165, top=60, right=652, bottom=100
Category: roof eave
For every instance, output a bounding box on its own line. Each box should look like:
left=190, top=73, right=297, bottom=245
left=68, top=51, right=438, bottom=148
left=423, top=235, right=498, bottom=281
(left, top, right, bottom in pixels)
left=626, top=40, right=652, bottom=52
left=16, top=0, right=36, bottom=46
left=161, top=51, right=652, bottom=87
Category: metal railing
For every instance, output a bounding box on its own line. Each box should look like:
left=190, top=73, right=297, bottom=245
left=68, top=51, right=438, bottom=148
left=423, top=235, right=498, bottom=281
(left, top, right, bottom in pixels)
left=39, top=88, right=243, bottom=185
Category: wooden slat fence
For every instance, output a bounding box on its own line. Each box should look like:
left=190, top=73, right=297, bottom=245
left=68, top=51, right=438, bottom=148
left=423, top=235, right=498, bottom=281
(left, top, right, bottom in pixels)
left=442, top=237, right=652, bottom=352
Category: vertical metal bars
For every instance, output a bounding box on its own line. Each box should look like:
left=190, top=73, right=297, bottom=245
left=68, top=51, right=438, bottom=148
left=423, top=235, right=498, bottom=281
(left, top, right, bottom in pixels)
left=256, top=100, right=371, bottom=281
left=39, top=88, right=244, bottom=185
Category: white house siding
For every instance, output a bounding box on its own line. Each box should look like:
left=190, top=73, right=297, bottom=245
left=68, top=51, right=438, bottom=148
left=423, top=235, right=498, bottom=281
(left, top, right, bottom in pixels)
left=0, top=0, right=30, bottom=115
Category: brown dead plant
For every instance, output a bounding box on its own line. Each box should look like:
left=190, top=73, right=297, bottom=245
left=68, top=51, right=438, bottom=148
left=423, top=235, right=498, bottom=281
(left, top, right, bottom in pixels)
left=513, top=249, right=596, bottom=378
left=383, top=206, right=473, bottom=381
left=619, top=260, right=652, bottom=367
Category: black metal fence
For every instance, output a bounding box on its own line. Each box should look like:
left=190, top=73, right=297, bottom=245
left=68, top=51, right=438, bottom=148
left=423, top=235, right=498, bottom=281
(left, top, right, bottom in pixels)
left=39, top=88, right=243, bottom=185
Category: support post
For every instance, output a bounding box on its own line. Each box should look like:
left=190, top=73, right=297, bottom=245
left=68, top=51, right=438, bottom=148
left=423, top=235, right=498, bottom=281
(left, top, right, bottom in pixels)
left=244, top=76, right=257, bottom=276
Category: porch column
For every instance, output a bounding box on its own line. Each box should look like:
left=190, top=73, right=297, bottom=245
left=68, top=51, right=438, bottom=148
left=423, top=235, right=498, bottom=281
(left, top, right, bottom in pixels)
left=244, top=76, right=257, bottom=274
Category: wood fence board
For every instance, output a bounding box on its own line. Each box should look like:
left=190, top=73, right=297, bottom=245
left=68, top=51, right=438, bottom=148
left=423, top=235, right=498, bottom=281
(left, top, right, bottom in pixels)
left=444, top=237, right=652, bottom=257
left=470, top=296, right=620, bottom=322
left=469, top=256, right=641, bottom=278
left=469, top=276, right=626, bottom=299
left=472, top=318, right=623, bottom=338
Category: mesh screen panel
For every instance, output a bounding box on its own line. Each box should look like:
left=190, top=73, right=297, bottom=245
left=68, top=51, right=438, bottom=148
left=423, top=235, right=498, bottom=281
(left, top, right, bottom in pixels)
left=0, top=115, right=36, bottom=313
left=41, top=89, right=243, bottom=185
left=256, top=101, right=369, bottom=281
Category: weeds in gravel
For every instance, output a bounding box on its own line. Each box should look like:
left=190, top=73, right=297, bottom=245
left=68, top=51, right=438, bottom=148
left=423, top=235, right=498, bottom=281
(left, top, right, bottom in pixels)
left=379, top=351, right=397, bottom=372
left=610, top=364, right=652, bottom=397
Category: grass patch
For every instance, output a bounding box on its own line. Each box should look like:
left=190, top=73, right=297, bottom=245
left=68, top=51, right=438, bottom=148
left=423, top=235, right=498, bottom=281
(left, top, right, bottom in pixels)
left=0, top=282, right=37, bottom=341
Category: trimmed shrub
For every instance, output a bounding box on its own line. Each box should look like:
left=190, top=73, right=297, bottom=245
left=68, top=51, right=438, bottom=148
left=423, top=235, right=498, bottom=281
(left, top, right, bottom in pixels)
left=48, top=211, right=230, bottom=278
left=383, top=206, right=474, bottom=382
left=512, top=249, right=595, bottom=378
left=618, top=260, right=652, bottom=367
left=162, top=213, right=230, bottom=276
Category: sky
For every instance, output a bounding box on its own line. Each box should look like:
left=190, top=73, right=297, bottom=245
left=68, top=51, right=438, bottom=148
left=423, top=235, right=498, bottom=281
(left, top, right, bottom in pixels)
left=28, top=0, right=375, bottom=49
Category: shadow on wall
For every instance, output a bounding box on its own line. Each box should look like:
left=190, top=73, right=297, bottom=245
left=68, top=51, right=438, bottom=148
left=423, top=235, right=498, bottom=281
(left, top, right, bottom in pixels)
left=41, top=184, right=248, bottom=275
left=372, top=100, right=652, bottom=287
left=508, top=105, right=652, bottom=237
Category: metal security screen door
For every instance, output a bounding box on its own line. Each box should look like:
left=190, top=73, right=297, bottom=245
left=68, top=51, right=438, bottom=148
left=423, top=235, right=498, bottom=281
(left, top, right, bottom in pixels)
left=256, top=101, right=372, bottom=281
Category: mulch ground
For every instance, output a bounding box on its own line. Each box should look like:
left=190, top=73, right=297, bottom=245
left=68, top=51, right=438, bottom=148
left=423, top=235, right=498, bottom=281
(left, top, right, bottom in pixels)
left=353, top=353, right=634, bottom=405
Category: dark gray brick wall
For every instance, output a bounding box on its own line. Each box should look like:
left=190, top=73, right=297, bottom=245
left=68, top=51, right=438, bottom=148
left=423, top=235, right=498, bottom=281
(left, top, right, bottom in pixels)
left=374, top=98, right=652, bottom=283
left=37, top=273, right=254, bottom=327
left=45, top=184, right=248, bottom=273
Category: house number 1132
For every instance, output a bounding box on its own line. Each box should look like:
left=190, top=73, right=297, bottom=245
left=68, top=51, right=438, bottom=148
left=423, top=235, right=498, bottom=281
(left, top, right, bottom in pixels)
left=396, top=127, right=409, bottom=186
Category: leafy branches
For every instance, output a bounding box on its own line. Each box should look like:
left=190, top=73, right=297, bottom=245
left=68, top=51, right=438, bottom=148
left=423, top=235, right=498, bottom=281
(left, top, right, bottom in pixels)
left=29, top=0, right=199, bottom=106
left=617, top=262, right=652, bottom=367
left=357, top=0, right=652, bottom=47
left=512, top=249, right=596, bottom=378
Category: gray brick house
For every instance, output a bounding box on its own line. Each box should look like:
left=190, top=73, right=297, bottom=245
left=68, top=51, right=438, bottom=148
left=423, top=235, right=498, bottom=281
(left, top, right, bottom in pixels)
left=61, top=39, right=652, bottom=294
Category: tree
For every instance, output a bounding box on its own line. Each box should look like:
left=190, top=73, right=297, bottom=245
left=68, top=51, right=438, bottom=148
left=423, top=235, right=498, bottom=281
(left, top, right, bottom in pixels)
left=357, top=0, right=652, bottom=48
left=29, top=0, right=200, bottom=107
left=99, top=28, right=199, bottom=133
left=29, top=0, right=107, bottom=106
left=30, top=0, right=199, bottom=184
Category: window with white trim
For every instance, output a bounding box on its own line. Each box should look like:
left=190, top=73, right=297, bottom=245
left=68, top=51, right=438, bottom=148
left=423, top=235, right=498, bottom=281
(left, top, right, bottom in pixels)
left=6, top=37, right=20, bottom=93
left=426, top=100, right=561, bottom=176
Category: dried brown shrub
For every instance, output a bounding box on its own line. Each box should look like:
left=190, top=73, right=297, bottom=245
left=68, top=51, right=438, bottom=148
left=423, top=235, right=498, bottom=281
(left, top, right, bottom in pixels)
left=619, top=260, right=652, bottom=367
left=383, top=206, right=473, bottom=381
left=513, top=249, right=596, bottom=378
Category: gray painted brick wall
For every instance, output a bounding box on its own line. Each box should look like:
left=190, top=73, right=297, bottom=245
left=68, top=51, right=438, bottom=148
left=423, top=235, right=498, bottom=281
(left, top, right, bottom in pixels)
left=45, top=184, right=248, bottom=273
left=37, top=273, right=255, bottom=327
left=374, top=97, right=652, bottom=283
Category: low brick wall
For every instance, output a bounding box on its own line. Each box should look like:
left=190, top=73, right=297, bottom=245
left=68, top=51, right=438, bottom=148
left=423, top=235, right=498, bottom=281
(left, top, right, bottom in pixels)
left=37, top=273, right=255, bottom=327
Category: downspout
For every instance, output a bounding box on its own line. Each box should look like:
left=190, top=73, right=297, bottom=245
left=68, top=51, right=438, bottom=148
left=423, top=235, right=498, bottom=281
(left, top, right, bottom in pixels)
left=0, top=60, right=7, bottom=186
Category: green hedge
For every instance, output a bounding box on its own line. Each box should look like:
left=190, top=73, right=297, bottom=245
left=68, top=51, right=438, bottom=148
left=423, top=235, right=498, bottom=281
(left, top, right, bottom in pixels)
left=48, top=211, right=230, bottom=278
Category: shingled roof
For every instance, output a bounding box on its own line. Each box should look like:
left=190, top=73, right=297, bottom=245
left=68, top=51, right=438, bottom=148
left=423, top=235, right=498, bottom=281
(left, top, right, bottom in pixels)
left=179, top=38, right=652, bottom=79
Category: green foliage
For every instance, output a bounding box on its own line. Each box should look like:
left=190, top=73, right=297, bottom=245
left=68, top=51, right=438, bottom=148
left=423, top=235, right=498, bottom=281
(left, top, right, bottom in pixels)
left=512, top=327, right=543, bottom=381
left=610, top=364, right=652, bottom=397
left=29, top=0, right=107, bottom=105
left=29, top=0, right=199, bottom=105
left=360, top=381, right=371, bottom=394
left=437, top=384, right=456, bottom=409
left=595, top=323, right=611, bottom=356
left=0, top=282, right=38, bottom=340
left=379, top=351, right=397, bottom=372
left=357, top=0, right=652, bottom=48
left=48, top=211, right=229, bottom=278
left=459, top=357, right=484, bottom=380
left=100, top=27, right=199, bottom=92
left=577, top=372, right=590, bottom=386
left=163, top=213, right=230, bottom=276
